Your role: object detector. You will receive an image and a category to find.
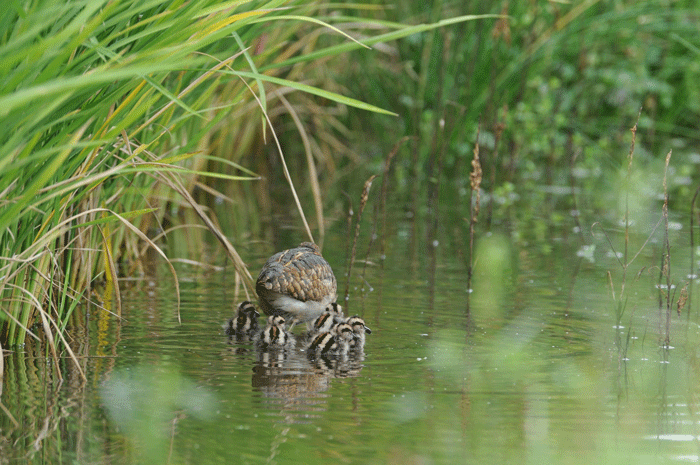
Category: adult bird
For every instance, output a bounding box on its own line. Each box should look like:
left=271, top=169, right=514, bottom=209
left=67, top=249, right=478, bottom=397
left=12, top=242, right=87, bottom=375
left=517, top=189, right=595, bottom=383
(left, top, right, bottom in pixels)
left=256, top=242, right=337, bottom=331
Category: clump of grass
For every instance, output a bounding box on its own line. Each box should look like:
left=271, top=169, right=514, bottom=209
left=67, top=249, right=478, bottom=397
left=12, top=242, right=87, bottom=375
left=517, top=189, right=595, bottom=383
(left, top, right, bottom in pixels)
left=595, top=115, right=688, bottom=365
left=596, top=117, right=643, bottom=364
left=0, top=1, right=276, bottom=356
left=609, top=122, right=639, bottom=364
left=0, top=1, right=491, bottom=362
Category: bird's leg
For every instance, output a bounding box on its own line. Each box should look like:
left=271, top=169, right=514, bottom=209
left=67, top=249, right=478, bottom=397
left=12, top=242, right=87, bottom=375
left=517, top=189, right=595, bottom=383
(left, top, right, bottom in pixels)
left=287, top=317, right=300, bottom=332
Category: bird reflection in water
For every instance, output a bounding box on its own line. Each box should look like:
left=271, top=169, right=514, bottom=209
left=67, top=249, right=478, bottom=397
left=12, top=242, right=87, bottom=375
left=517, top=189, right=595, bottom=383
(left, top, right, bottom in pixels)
left=224, top=243, right=372, bottom=402
left=224, top=305, right=370, bottom=402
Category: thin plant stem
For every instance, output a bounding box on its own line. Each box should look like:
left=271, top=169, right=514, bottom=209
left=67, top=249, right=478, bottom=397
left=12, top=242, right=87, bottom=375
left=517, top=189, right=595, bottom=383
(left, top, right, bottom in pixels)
left=276, top=92, right=325, bottom=247
left=689, top=185, right=700, bottom=320
left=344, top=175, right=376, bottom=311
left=236, top=76, right=315, bottom=244
left=661, top=149, right=672, bottom=346
left=466, top=122, right=482, bottom=316
left=621, top=116, right=639, bottom=303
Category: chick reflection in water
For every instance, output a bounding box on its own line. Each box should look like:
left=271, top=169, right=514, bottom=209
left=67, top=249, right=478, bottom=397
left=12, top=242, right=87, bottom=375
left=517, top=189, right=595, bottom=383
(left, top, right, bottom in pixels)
left=251, top=313, right=371, bottom=400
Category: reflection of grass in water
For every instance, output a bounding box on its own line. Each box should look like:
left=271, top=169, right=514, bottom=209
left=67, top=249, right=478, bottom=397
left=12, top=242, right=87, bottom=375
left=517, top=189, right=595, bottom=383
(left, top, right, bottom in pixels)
left=101, top=365, right=215, bottom=463
left=420, top=324, right=697, bottom=464
left=471, top=233, right=511, bottom=320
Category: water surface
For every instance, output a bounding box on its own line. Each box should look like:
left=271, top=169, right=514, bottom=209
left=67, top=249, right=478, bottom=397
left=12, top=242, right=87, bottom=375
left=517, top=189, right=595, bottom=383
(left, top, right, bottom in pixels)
left=2, top=201, right=700, bottom=465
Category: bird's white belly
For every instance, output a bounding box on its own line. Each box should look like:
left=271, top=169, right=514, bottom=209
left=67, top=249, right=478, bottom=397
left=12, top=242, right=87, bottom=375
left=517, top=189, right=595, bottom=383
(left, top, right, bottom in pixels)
left=267, top=293, right=333, bottom=321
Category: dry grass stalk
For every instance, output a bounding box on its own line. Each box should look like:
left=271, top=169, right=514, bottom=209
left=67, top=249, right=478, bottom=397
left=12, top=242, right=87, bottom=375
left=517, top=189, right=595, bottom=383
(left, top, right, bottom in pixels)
left=609, top=113, right=642, bottom=316
left=237, top=76, right=315, bottom=245
left=362, top=139, right=409, bottom=294
left=677, top=283, right=688, bottom=316
left=470, top=144, right=483, bottom=214
left=607, top=271, right=616, bottom=301
left=686, top=113, right=700, bottom=318
left=0, top=401, right=18, bottom=429
left=622, top=119, right=638, bottom=294
left=661, top=149, right=672, bottom=346
left=343, top=175, right=377, bottom=310
left=689, top=186, right=700, bottom=316
left=466, top=123, right=482, bottom=311
left=276, top=92, right=325, bottom=247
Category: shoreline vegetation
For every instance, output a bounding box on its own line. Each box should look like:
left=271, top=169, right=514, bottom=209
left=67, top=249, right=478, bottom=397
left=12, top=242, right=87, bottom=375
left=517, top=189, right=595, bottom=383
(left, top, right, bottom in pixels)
left=1, top=0, right=698, bottom=380
left=0, top=0, right=496, bottom=371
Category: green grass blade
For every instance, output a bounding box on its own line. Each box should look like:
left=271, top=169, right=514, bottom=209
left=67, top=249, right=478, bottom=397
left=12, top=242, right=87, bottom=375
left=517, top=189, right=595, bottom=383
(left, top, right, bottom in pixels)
left=232, top=70, right=397, bottom=115
left=258, top=14, right=504, bottom=72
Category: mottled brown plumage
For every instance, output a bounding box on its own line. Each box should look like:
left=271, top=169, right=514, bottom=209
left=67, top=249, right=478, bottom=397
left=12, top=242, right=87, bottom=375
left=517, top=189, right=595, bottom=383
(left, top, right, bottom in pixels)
left=256, top=242, right=337, bottom=328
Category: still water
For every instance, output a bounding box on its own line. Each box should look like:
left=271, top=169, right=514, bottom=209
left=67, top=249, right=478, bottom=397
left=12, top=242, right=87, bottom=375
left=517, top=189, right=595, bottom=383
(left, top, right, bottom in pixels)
left=2, top=200, right=700, bottom=464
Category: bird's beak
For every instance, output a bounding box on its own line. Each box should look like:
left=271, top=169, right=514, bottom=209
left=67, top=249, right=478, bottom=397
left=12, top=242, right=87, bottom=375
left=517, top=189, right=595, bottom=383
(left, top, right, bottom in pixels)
left=365, top=325, right=372, bottom=334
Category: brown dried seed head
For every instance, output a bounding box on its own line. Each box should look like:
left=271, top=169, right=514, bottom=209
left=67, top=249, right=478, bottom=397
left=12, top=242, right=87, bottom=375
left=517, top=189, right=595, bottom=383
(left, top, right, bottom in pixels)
left=677, top=283, right=688, bottom=316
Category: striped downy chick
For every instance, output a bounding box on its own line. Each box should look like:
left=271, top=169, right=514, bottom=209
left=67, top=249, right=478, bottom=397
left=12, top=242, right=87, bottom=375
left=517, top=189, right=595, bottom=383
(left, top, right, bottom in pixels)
left=256, top=315, right=293, bottom=350
left=333, top=322, right=354, bottom=356
left=224, top=301, right=259, bottom=335
left=307, top=322, right=353, bottom=358
left=309, top=302, right=345, bottom=336
left=345, top=316, right=372, bottom=349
